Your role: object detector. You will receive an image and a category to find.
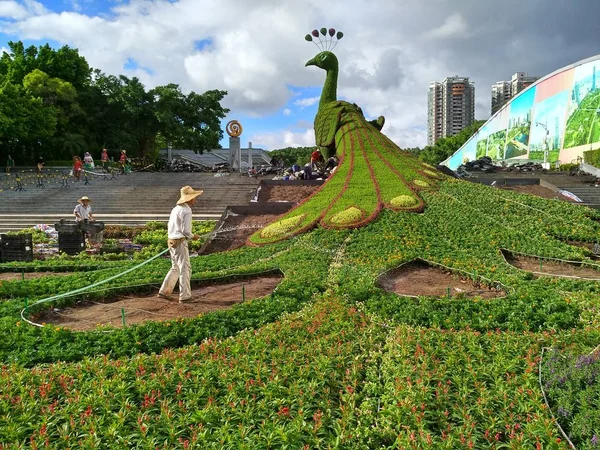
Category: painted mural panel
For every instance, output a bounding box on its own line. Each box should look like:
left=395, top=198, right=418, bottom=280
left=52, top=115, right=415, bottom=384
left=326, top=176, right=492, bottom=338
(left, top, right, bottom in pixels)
left=528, top=69, right=573, bottom=163
left=563, top=60, right=600, bottom=150
left=442, top=56, right=600, bottom=170
left=475, top=124, right=490, bottom=159
left=504, top=87, right=535, bottom=159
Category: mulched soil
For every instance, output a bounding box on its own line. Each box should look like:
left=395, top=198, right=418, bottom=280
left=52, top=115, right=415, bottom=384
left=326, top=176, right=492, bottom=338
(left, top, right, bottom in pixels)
left=39, top=275, right=283, bottom=331
left=377, top=261, right=505, bottom=299
left=500, top=185, right=575, bottom=201
left=502, top=252, right=600, bottom=279
left=200, top=214, right=283, bottom=254
left=257, top=185, right=319, bottom=203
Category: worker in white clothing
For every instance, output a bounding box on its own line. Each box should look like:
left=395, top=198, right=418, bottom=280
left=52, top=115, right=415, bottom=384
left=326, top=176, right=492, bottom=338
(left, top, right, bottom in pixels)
left=73, top=196, right=94, bottom=222
left=158, top=185, right=203, bottom=303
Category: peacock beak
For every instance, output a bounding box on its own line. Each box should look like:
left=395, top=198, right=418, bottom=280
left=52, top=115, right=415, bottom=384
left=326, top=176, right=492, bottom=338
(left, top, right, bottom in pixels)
left=305, top=57, right=317, bottom=67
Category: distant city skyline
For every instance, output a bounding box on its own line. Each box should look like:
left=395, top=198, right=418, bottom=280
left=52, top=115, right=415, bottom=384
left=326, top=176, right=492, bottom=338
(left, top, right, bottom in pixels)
left=1, top=0, right=599, bottom=150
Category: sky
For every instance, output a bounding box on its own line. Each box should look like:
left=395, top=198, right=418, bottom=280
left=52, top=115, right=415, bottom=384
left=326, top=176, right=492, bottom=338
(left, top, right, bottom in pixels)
left=0, top=0, right=599, bottom=151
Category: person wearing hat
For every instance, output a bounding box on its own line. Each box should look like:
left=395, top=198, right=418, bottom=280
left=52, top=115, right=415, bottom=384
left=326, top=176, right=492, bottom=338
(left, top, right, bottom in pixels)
left=158, top=186, right=203, bottom=303
left=119, top=150, right=127, bottom=174
left=74, top=196, right=94, bottom=222
left=83, top=152, right=94, bottom=172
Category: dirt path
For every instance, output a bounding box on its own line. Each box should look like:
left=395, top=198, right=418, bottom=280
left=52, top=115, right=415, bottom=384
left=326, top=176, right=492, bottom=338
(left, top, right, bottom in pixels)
left=503, top=252, right=600, bottom=279
left=0, top=272, right=70, bottom=282
left=377, top=261, right=505, bottom=299
left=258, top=185, right=319, bottom=203
left=40, top=275, right=283, bottom=331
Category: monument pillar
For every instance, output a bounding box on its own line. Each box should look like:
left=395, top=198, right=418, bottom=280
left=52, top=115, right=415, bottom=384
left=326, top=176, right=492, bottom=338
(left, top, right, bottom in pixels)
left=229, top=136, right=241, bottom=170
left=226, top=120, right=243, bottom=171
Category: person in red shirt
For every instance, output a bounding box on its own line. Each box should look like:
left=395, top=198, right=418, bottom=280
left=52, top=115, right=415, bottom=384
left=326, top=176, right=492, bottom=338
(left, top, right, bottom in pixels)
left=101, top=148, right=109, bottom=173
left=72, top=156, right=82, bottom=181
left=119, top=150, right=127, bottom=174
left=310, top=148, right=322, bottom=169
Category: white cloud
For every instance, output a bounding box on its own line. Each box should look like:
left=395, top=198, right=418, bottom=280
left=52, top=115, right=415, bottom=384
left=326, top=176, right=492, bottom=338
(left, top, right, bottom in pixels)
left=293, top=96, right=319, bottom=108
left=0, top=0, right=31, bottom=19
left=0, top=0, right=597, bottom=148
left=424, top=13, right=468, bottom=39
left=252, top=128, right=315, bottom=150
left=282, top=108, right=291, bottom=116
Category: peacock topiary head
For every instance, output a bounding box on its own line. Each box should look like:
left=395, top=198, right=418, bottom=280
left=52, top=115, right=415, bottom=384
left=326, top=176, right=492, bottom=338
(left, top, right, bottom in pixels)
left=305, top=51, right=339, bottom=72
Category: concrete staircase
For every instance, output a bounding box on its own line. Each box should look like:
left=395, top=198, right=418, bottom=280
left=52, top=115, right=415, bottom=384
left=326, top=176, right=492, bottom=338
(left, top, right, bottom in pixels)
left=553, top=184, right=600, bottom=209
left=0, top=171, right=260, bottom=232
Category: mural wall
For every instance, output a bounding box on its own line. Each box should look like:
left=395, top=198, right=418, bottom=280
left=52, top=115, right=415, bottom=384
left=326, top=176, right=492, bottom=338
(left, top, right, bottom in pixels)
left=443, top=55, right=600, bottom=170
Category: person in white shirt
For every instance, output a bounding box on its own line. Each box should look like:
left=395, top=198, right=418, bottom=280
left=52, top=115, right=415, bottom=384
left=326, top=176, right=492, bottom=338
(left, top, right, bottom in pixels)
left=73, top=196, right=94, bottom=222
left=158, top=185, right=203, bottom=303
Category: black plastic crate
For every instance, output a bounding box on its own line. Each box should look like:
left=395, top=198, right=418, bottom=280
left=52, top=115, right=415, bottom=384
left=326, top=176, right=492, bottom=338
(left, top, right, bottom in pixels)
left=1, top=233, right=33, bottom=250
left=54, top=219, right=81, bottom=233
left=58, top=241, right=85, bottom=255
left=79, top=220, right=105, bottom=233
left=1, top=248, right=34, bottom=263
left=58, top=231, right=85, bottom=241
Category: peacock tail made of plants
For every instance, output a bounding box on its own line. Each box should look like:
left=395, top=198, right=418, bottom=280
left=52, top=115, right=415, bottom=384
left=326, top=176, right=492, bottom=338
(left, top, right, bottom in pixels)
left=249, top=49, right=446, bottom=246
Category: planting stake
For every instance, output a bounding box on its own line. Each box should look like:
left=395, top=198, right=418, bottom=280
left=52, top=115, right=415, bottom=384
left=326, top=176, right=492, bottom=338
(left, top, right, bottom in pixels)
left=242, top=285, right=246, bottom=302
left=24, top=298, right=28, bottom=315
left=447, top=287, right=451, bottom=298
left=539, top=259, right=543, bottom=271
left=21, top=270, right=24, bottom=281
left=121, top=308, right=126, bottom=327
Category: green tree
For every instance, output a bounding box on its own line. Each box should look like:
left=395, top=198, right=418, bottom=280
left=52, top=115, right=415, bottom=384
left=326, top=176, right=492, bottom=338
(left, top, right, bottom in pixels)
left=419, top=120, right=485, bottom=166
left=268, top=146, right=315, bottom=166
left=0, top=81, right=57, bottom=163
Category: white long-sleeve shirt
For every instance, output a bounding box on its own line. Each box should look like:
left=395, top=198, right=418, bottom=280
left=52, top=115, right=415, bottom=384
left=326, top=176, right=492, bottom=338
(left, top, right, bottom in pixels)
left=167, top=204, right=193, bottom=239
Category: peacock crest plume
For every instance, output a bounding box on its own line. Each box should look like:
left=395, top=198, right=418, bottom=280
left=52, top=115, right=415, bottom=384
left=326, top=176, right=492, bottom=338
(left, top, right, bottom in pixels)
left=305, top=27, right=343, bottom=52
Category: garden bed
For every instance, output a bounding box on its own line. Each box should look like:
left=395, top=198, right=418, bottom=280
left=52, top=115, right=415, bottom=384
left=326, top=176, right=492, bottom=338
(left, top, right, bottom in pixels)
left=502, top=250, right=600, bottom=279
left=0, top=271, right=70, bottom=282
left=201, top=214, right=283, bottom=254
left=39, top=274, right=283, bottom=331
left=376, top=260, right=505, bottom=298
left=257, top=184, right=320, bottom=203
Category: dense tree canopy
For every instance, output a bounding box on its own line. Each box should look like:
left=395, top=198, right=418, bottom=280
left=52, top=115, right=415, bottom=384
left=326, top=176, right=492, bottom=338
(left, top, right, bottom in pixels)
left=0, top=41, right=229, bottom=165
left=268, top=146, right=315, bottom=167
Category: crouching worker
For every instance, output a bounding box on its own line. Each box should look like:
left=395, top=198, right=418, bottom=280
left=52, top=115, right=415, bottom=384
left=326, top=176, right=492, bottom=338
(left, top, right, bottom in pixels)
left=158, top=185, right=203, bottom=303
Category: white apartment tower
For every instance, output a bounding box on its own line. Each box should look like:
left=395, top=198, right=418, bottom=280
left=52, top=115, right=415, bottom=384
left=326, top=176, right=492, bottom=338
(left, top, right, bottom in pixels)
left=427, top=76, right=475, bottom=145
left=491, top=81, right=511, bottom=115
left=491, top=72, right=539, bottom=115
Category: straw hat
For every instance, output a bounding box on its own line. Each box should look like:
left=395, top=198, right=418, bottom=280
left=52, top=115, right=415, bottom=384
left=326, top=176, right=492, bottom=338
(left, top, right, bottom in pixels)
left=78, top=196, right=91, bottom=203
left=177, top=186, right=203, bottom=205
left=121, top=150, right=126, bottom=154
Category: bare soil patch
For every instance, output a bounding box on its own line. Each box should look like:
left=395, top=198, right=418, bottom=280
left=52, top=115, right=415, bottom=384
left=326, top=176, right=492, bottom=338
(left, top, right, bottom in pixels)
left=201, top=214, right=283, bottom=254
left=503, top=251, right=600, bottom=279
left=39, top=275, right=283, bottom=331
left=0, top=272, right=69, bottom=282
left=258, top=185, right=319, bottom=203
left=500, top=185, right=575, bottom=202
left=377, top=261, right=505, bottom=299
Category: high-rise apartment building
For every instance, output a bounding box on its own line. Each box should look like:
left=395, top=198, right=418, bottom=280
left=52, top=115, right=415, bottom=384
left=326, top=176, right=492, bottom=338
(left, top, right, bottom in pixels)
left=491, top=81, right=511, bottom=115
left=491, top=72, right=539, bottom=115
left=427, top=76, right=475, bottom=145
left=511, top=72, right=538, bottom=96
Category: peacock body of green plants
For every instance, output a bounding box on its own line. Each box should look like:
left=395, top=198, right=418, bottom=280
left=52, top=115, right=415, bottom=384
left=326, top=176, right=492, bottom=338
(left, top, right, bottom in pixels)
left=249, top=33, right=442, bottom=245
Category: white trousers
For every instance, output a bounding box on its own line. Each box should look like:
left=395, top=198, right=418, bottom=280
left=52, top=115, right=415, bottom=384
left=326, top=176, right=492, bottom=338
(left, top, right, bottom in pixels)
left=159, top=240, right=191, bottom=301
